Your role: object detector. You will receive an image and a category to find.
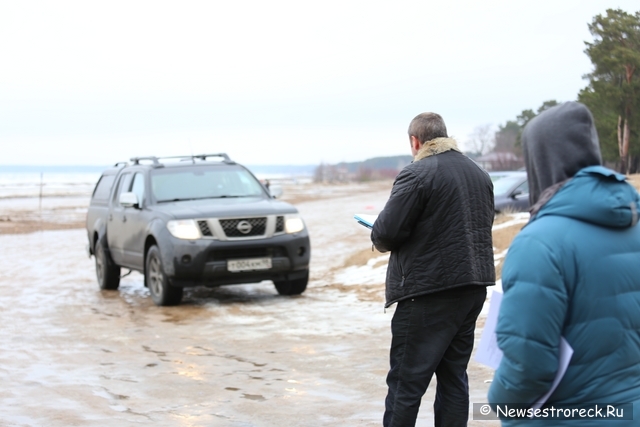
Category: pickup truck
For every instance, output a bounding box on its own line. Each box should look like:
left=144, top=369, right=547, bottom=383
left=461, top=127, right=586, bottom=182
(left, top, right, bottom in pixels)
left=85, top=154, right=311, bottom=306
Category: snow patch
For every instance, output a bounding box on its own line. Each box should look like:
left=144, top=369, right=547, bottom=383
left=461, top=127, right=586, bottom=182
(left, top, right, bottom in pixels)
left=492, top=213, right=530, bottom=230
left=334, top=255, right=388, bottom=286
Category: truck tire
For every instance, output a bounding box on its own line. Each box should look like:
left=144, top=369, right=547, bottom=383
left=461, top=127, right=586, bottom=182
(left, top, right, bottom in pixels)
left=95, top=236, right=121, bottom=290
left=274, top=270, right=308, bottom=296
left=145, top=245, right=183, bottom=306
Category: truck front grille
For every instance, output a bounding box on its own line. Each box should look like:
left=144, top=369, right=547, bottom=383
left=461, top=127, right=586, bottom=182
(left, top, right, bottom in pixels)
left=219, top=217, right=267, bottom=237
left=197, top=220, right=213, bottom=236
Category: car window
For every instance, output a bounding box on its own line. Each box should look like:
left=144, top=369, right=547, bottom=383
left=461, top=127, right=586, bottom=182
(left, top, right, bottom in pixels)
left=113, top=173, right=133, bottom=205
left=491, top=175, right=526, bottom=196
left=151, top=166, right=265, bottom=203
left=91, top=174, right=116, bottom=202
left=514, top=180, right=529, bottom=195
left=131, top=173, right=145, bottom=206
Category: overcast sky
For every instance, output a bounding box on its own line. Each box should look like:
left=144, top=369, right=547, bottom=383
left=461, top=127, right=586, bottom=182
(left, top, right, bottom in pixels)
left=1, top=0, right=638, bottom=166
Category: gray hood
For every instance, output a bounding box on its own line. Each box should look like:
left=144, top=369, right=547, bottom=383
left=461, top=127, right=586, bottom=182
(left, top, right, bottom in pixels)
left=149, top=197, right=298, bottom=219
left=522, top=101, right=602, bottom=205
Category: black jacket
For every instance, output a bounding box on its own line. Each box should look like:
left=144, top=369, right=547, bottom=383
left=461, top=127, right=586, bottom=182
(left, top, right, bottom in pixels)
left=371, top=138, right=495, bottom=307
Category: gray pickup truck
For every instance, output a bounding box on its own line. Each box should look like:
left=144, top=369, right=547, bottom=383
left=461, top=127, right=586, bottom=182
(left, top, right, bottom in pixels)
left=85, top=154, right=311, bottom=306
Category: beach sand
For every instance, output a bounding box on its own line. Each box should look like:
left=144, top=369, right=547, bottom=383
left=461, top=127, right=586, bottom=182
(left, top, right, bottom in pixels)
left=0, top=180, right=516, bottom=426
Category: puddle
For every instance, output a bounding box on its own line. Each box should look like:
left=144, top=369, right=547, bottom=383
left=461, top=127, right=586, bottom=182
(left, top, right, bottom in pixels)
left=242, top=393, right=266, bottom=401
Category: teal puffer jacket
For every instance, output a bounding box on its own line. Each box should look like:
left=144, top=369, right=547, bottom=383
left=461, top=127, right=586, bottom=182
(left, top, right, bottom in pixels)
left=488, top=166, right=640, bottom=426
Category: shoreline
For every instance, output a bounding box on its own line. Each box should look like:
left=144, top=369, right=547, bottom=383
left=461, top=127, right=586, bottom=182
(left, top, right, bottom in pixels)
left=0, top=219, right=86, bottom=235
left=0, top=181, right=394, bottom=236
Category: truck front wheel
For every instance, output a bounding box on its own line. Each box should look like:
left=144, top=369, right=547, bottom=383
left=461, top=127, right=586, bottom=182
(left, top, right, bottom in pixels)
left=95, top=236, right=120, bottom=290
left=274, top=270, right=309, bottom=296
left=145, top=245, right=183, bottom=306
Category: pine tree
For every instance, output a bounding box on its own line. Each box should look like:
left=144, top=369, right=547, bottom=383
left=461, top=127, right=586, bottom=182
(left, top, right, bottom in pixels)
left=581, top=9, right=640, bottom=173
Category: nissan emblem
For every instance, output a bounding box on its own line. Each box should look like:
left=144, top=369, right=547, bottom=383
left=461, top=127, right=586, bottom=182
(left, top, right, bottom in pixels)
left=237, top=220, right=253, bottom=234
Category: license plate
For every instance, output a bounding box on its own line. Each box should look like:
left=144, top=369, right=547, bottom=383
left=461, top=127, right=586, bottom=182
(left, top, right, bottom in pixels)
left=227, top=257, right=272, bottom=272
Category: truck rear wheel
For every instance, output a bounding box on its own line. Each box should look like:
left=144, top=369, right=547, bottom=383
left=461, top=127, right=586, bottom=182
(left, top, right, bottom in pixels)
left=274, top=270, right=309, bottom=295
left=145, top=245, right=183, bottom=306
left=95, top=236, right=120, bottom=290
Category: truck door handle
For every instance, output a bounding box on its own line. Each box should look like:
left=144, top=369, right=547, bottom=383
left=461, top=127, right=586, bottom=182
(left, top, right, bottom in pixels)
left=109, top=214, right=113, bottom=221
left=122, top=216, right=127, bottom=223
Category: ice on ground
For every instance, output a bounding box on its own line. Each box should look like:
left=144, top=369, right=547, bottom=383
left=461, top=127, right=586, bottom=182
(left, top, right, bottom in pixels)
left=0, top=182, right=501, bottom=426
left=334, top=255, right=388, bottom=286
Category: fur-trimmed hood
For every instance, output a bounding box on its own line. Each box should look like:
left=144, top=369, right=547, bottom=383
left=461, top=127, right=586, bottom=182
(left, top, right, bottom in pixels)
left=414, top=137, right=460, bottom=161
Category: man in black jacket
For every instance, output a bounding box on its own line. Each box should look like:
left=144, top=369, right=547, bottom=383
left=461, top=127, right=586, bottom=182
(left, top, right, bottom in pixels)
left=372, top=112, right=495, bottom=427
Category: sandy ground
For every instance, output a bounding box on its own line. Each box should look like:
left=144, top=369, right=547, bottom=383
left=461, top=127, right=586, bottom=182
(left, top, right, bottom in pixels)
left=0, top=181, right=509, bottom=427
left=0, top=195, right=90, bottom=234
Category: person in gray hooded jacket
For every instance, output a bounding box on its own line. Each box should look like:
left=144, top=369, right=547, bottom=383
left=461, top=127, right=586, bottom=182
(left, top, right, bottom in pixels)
left=488, top=101, right=640, bottom=425
left=372, top=112, right=495, bottom=427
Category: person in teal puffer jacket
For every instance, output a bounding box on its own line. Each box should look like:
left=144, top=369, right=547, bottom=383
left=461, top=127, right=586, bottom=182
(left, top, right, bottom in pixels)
left=488, top=101, right=640, bottom=425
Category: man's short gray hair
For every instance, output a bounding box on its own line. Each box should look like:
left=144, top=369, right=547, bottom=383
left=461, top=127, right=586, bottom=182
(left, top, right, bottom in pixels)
left=408, top=113, right=448, bottom=144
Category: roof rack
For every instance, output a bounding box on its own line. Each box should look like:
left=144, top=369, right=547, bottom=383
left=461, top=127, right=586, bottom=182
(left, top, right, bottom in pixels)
left=193, top=153, right=233, bottom=163
left=129, top=153, right=234, bottom=167
left=130, top=156, right=162, bottom=166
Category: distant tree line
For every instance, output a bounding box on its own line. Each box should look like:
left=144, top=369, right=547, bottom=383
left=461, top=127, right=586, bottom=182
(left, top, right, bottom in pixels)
left=468, top=100, right=560, bottom=171
left=468, top=8, right=640, bottom=174
left=313, top=156, right=412, bottom=183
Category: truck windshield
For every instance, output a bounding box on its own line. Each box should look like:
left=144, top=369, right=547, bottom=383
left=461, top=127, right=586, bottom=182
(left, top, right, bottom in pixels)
left=151, top=166, right=265, bottom=203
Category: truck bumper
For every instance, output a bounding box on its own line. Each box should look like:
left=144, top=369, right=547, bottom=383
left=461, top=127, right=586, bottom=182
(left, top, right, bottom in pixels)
left=159, top=232, right=310, bottom=287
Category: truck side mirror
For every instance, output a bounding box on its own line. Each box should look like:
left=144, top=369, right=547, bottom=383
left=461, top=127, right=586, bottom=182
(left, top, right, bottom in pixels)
left=120, top=192, right=140, bottom=208
left=269, top=184, right=283, bottom=199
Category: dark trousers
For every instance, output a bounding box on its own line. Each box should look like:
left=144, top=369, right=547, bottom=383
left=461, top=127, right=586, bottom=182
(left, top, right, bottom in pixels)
left=383, top=285, right=486, bottom=427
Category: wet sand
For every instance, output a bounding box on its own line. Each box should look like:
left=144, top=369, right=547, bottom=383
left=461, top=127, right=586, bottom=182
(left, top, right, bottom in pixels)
left=0, top=181, right=499, bottom=426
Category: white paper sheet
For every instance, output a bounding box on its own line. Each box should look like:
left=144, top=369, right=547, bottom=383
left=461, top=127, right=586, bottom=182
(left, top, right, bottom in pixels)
left=475, top=287, right=575, bottom=410
left=475, top=288, right=504, bottom=369
left=531, top=337, right=574, bottom=411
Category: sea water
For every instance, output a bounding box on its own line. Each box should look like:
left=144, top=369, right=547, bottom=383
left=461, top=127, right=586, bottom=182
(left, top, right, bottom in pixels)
left=0, top=165, right=314, bottom=199
left=0, top=166, right=104, bottom=199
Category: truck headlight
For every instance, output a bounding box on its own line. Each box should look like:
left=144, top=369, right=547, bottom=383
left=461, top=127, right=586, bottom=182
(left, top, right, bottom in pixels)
left=285, top=215, right=305, bottom=234
left=167, top=220, right=201, bottom=240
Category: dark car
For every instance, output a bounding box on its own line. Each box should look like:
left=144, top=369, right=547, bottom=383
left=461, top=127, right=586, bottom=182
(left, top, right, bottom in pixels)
left=86, top=154, right=311, bottom=306
left=490, top=171, right=530, bottom=214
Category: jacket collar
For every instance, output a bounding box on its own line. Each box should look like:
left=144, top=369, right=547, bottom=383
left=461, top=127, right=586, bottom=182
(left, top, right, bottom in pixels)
left=414, top=137, right=460, bottom=161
